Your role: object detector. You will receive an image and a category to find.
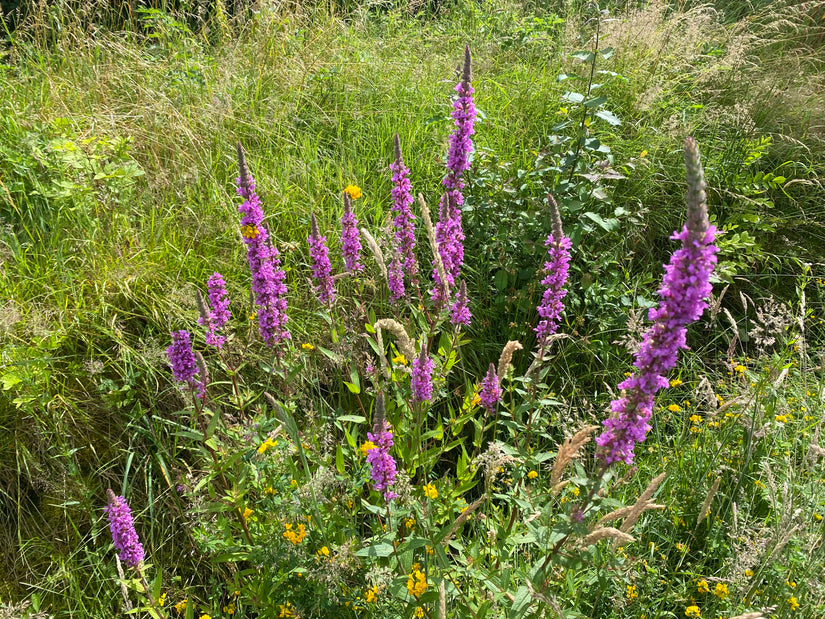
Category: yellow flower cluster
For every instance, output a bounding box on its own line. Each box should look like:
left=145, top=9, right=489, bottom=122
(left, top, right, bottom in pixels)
left=697, top=579, right=710, bottom=594
left=668, top=404, right=682, bottom=413
left=301, top=343, right=315, bottom=351
left=527, top=470, right=538, bottom=480
left=344, top=184, right=363, bottom=199
left=423, top=483, right=438, bottom=499
left=685, top=605, right=701, bottom=617
left=626, top=584, right=638, bottom=601
left=241, top=224, right=260, bottom=239
left=407, top=563, right=428, bottom=598
left=413, top=608, right=425, bottom=618
left=360, top=441, right=377, bottom=456
left=241, top=507, right=253, bottom=520
left=174, top=599, right=187, bottom=614
left=392, top=353, right=408, bottom=365
left=713, top=583, right=728, bottom=599
left=283, top=523, right=306, bottom=545
left=279, top=602, right=295, bottom=617
left=365, top=586, right=378, bottom=603
left=257, top=438, right=278, bottom=454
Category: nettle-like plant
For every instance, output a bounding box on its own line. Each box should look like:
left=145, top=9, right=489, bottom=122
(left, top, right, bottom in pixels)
left=101, top=47, right=718, bottom=619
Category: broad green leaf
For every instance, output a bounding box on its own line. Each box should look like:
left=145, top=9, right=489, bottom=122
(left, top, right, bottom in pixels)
left=595, top=109, right=621, bottom=125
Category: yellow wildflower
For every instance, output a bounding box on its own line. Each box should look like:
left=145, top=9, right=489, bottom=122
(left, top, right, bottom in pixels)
left=223, top=604, right=235, bottom=615
left=200, top=615, right=212, bottom=619
left=670, top=378, right=683, bottom=387
left=407, top=563, right=428, bottom=598
left=158, top=593, right=166, bottom=607
left=283, top=523, right=307, bottom=545
left=690, top=414, right=703, bottom=424
left=405, top=518, right=416, bottom=529
left=279, top=602, right=295, bottom=617
left=365, top=586, right=378, bottom=603
left=697, top=579, right=710, bottom=594
left=627, top=584, right=638, bottom=601
left=301, top=343, right=315, bottom=350
left=317, top=545, right=330, bottom=557
left=242, top=507, right=253, bottom=520
left=392, top=353, right=407, bottom=365
left=668, top=404, right=682, bottom=413
left=174, top=599, right=187, bottom=614
left=413, top=608, right=425, bottom=618
left=360, top=441, right=377, bottom=456
left=775, top=415, right=789, bottom=423
left=744, top=569, right=754, bottom=577
left=640, top=150, right=648, bottom=158
left=241, top=225, right=260, bottom=239
left=685, top=605, right=701, bottom=617
left=527, top=470, right=538, bottom=480
left=257, top=437, right=278, bottom=454
left=344, top=184, right=362, bottom=199
left=734, top=364, right=746, bottom=373
left=713, top=583, right=728, bottom=599
left=788, top=596, right=799, bottom=610
left=423, top=483, right=438, bottom=499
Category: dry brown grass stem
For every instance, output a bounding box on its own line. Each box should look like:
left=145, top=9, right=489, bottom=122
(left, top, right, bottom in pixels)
left=583, top=527, right=635, bottom=546
left=614, top=472, right=667, bottom=537
left=497, top=340, right=523, bottom=380
left=438, top=580, right=446, bottom=619
left=419, top=193, right=450, bottom=300
left=360, top=227, right=387, bottom=282
left=696, top=476, right=721, bottom=526
left=441, top=496, right=485, bottom=546
left=374, top=319, right=415, bottom=360
left=729, top=613, right=766, bottom=619
left=550, top=425, right=599, bottom=489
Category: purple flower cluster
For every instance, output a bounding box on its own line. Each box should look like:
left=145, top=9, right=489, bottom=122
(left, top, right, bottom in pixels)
left=366, top=419, right=398, bottom=502
left=198, top=272, right=231, bottom=349
left=390, top=134, right=418, bottom=299
left=450, top=279, right=471, bottom=326
left=308, top=214, right=336, bottom=306
left=387, top=248, right=405, bottom=303
left=105, top=490, right=145, bottom=568
left=596, top=138, right=717, bottom=465
left=236, top=144, right=290, bottom=346
left=433, top=47, right=475, bottom=304
left=340, top=193, right=363, bottom=273
left=479, top=363, right=502, bottom=413
left=167, top=330, right=204, bottom=398
left=535, top=196, right=572, bottom=348
left=411, top=346, right=434, bottom=403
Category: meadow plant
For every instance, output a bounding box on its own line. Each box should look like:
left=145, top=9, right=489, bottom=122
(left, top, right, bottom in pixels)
left=104, top=490, right=144, bottom=569
left=340, top=192, right=363, bottom=273
left=308, top=213, right=336, bottom=306
left=121, top=49, right=730, bottom=619
left=236, top=143, right=290, bottom=346
left=197, top=272, right=231, bottom=349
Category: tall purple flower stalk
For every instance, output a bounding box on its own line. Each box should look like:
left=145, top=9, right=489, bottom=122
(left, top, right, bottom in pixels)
left=390, top=134, right=418, bottom=298
left=450, top=279, right=471, bottom=326
left=596, top=138, right=718, bottom=465
left=105, top=490, right=145, bottom=568
left=535, top=195, right=572, bottom=349
left=308, top=213, right=336, bottom=306
left=479, top=363, right=502, bottom=414
left=167, top=330, right=204, bottom=398
left=366, top=417, right=398, bottom=502
left=340, top=192, right=363, bottom=273
left=387, top=247, right=405, bottom=303
left=236, top=144, right=290, bottom=346
left=433, top=46, right=476, bottom=304
left=198, top=272, right=231, bottom=349
left=411, top=345, right=434, bottom=403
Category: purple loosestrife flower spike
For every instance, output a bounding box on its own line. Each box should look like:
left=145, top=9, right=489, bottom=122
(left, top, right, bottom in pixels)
left=479, top=363, right=502, bottom=414
left=387, top=248, right=405, bottom=303
left=236, top=143, right=290, bottom=346
left=340, top=192, right=363, bottom=273
left=366, top=398, right=398, bottom=502
left=450, top=279, right=472, bottom=326
left=167, top=330, right=204, bottom=398
left=308, top=213, right=336, bottom=306
left=535, top=195, right=572, bottom=348
left=411, top=345, right=434, bottom=403
left=596, top=138, right=718, bottom=465
left=433, top=46, right=476, bottom=301
left=105, top=490, right=145, bottom=568
left=390, top=134, right=418, bottom=295
left=197, top=272, right=231, bottom=349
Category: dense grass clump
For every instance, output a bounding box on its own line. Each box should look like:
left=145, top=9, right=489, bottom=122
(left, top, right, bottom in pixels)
left=1, top=0, right=824, bottom=617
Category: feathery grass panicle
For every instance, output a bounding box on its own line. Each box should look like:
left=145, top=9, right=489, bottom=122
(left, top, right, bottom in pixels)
left=696, top=475, right=721, bottom=526
left=582, top=527, right=635, bottom=546
left=618, top=472, right=667, bottom=534
left=361, top=227, right=388, bottom=283
left=374, top=319, right=415, bottom=360
left=550, top=425, right=599, bottom=488
left=419, top=193, right=450, bottom=302
left=497, top=340, right=523, bottom=380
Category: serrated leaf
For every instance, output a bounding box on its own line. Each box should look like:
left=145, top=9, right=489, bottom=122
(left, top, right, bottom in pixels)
left=595, top=109, right=622, bottom=125
left=563, top=91, right=584, bottom=103
left=570, top=50, right=594, bottom=62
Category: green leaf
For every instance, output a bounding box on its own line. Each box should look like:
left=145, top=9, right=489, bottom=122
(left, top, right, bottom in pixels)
left=494, top=269, right=509, bottom=290
left=570, top=50, right=594, bottom=62
left=343, top=381, right=361, bottom=394
left=338, top=415, right=366, bottom=424
left=563, top=91, right=584, bottom=104
left=600, top=46, right=615, bottom=59
left=583, top=96, right=607, bottom=108
left=336, top=445, right=345, bottom=474
left=583, top=211, right=620, bottom=232
left=354, top=543, right=395, bottom=558
left=595, top=109, right=621, bottom=125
